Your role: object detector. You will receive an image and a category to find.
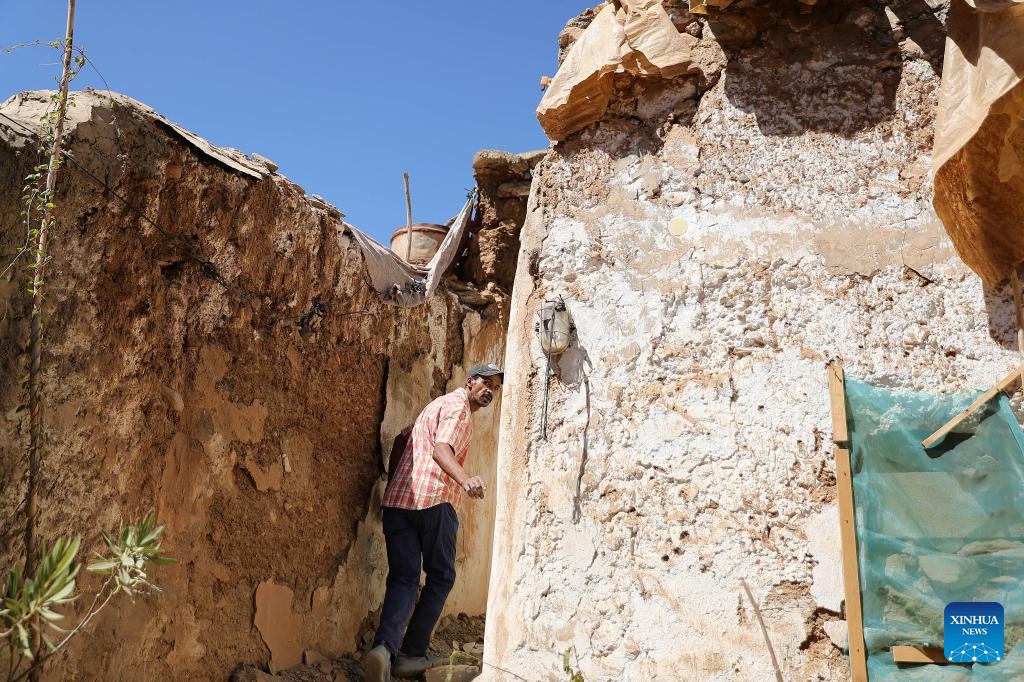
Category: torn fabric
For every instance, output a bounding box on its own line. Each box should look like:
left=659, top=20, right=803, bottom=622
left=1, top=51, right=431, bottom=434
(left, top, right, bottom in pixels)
left=933, top=0, right=1024, bottom=284
left=346, top=194, right=476, bottom=307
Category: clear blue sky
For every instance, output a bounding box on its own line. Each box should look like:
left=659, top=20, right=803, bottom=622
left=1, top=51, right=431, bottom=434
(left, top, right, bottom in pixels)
left=1, top=2, right=587, bottom=243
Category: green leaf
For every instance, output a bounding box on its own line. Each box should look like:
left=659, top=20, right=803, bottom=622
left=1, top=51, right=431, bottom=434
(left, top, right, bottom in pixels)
left=87, top=559, right=118, bottom=573
left=8, top=563, right=22, bottom=592
left=38, top=606, right=63, bottom=622
left=46, top=579, right=76, bottom=604
left=16, top=623, right=31, bottom=658
left=139, top=525, right=163, bottom=547
left=53, top=536, right=80, bottom=575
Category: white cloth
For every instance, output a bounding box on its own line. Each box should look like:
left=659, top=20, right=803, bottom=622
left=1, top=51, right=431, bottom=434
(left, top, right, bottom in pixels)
left=346, top=193, right=476, bottom=306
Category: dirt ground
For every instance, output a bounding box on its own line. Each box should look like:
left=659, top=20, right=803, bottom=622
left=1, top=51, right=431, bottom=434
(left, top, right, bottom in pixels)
left=233, top=614, right=486, bottom=682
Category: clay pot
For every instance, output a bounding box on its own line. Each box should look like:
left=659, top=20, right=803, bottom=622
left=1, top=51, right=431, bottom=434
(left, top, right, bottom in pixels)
left=391, top=223, right=450, bottom=266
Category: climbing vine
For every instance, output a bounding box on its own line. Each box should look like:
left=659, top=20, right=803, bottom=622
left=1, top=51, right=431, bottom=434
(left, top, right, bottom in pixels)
left=1, top=3, right=172, bottom=680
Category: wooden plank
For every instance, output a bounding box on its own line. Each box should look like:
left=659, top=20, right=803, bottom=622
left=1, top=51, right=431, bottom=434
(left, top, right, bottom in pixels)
left=835, top=446, right=868, bottom=682
left=921, top=365, right=1023, bottom=448
left=828, top=361, right=849, bottom=446
left=892, top=646, right=947, bottom=664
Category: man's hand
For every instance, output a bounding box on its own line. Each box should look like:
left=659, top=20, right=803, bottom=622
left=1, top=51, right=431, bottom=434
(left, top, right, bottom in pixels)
left=462, top=476, right=486, bottom=499
left=432, top=443, right=487, bottom=500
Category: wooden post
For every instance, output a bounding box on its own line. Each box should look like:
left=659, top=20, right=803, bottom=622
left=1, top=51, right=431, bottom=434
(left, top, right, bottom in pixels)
left=892, top=646, right=948, bottom=664
left=921, top=365, right=1022, bottom=448
left=403, top=171, right=412, bottom=263
left=828, top=361, right=868, bottom=682
left=828, top=361, right=848, bottom=446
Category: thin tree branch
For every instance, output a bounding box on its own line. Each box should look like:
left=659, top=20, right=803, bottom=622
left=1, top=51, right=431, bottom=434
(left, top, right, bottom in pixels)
left=25, top=0, right=76, bottom=577
left=742, top=579, right=784, bottom=682
left=8, top=577, right=117, bottom=682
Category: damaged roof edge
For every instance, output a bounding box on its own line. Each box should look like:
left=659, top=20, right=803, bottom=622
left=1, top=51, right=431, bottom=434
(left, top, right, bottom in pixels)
left=0, top=88, right=270, bottom=180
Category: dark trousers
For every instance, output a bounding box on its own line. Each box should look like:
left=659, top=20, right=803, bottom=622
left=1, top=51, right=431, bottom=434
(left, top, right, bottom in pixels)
left=373, top=503, right=458, bottom=658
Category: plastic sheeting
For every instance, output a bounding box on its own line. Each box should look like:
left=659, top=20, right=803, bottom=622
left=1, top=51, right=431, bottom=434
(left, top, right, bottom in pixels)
left=345, top=194, right=476, bottom=307
left=845, top=378, right=1024, bottom=679
left=933, top=0, right=1024, bottom=285
left=536, top=0, right=699, bottom=141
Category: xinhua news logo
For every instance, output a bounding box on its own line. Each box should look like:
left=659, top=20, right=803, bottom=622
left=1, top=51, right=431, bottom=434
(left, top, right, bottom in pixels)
left=944, top=602, right=1004, bottom=663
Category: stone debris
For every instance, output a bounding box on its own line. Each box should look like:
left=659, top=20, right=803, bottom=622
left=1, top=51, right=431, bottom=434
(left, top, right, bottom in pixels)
left=308, top=194, right=344, bottom=219
left=252, top=152, right=280, bottom=173
left=231, top=665, right=278, bottom=682
left=823, top=620, right=849, bottom=651
left=428, top=613, right=485, bottom=659
left=423, top=665, right=481, bottom=682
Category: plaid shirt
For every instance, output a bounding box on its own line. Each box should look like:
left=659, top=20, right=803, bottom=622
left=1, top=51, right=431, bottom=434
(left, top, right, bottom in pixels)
left=382, top=388, right=474, bottom=510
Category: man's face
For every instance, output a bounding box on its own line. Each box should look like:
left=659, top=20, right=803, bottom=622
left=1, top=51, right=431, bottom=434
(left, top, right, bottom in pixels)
left=467, top=374, right=501, bottom=409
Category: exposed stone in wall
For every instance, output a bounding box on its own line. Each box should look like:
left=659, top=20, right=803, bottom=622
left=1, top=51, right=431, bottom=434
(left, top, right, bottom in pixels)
left=0, top=91, right=526, bottom=680
left=485, top=1, right=1019, bottom=680
left=461, top=150, right=544, bottom=296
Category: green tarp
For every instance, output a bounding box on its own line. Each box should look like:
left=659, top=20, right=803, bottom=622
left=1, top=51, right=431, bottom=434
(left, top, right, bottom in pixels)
left=845, top=378, right=1024, bottom=679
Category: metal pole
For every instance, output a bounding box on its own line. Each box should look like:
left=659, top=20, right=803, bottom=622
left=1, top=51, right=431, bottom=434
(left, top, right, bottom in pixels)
left=541, top=309, right=555, bottom=440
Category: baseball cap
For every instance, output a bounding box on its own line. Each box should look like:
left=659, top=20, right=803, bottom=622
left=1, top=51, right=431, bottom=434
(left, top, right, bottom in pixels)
left=468, top=362, right=504, bottom=378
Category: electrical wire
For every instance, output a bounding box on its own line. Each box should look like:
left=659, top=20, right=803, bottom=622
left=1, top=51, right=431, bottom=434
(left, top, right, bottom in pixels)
left=0, top=106, right=367, bottom=328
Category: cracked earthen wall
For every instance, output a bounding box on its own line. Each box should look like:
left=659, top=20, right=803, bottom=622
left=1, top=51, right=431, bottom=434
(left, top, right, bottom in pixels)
left=0, top=91, right=533, bottom=679
left=483, top=1, right=1023, bottom=680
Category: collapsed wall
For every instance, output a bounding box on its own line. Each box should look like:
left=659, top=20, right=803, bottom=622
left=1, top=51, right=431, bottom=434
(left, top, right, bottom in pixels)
left=0, top=90, right=533, bottom=679
left=485, top=1, right=1021, bottom=680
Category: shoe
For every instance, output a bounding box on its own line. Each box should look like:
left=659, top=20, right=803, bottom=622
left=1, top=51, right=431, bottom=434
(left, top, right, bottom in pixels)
left=392, top=653, right=448, bottom=678
left=364, top=644, right=392, bottom=682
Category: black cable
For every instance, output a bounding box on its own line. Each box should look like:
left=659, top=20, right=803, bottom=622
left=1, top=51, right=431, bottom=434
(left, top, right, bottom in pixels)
left=0, top=108, right=368, bottom=327
left=1, top=109, right=240, bottom=288
left=1, top=110, right=179, bottom=242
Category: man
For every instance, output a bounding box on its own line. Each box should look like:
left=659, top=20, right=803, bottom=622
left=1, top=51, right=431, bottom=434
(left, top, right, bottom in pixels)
left=364, top=362, right=503, bottom=682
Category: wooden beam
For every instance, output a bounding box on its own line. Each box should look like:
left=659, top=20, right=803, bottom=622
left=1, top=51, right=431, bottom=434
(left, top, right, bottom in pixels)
left=921, top=365, right=1023, bottom=448
left=835, top=445, right=868, bottom=682
left=892, top=646, right=947, bottom=664
left=828, top=361, right=849, bottom=446
left=403, top=171, right=413, bottom=264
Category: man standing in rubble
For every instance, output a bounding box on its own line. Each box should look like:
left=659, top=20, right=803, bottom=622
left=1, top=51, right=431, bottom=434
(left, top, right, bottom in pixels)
left=365, top=362, right=503, bottom=682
